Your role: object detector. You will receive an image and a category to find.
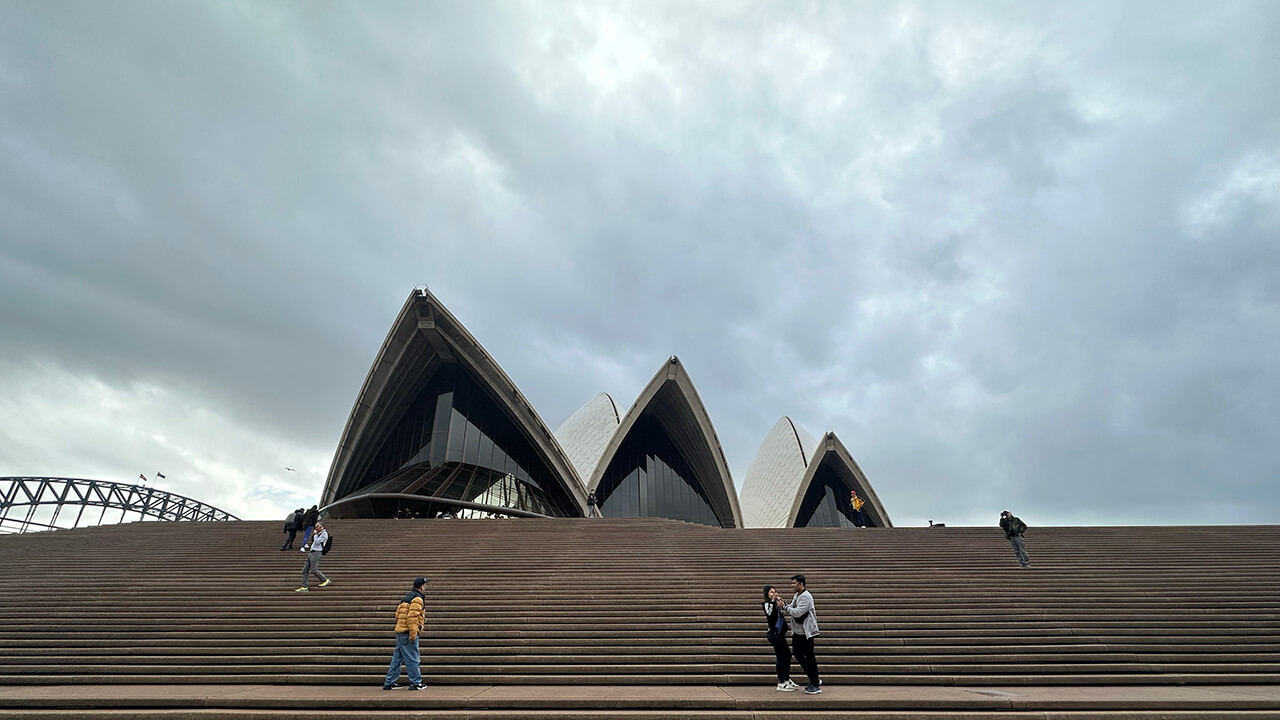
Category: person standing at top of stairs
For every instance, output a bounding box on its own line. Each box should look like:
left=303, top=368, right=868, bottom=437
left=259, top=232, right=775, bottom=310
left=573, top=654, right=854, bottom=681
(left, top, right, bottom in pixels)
left=779, top=574, right=822, bottom=694
left=586, top=490, right=602, bottom=518
left=1000, top=510, right=1031, bottom=568
left=383, top=576, right=429, bottom=691
left=850, top=490, right=866, bottom=527
left=295, top=522, right=331, bottom=592
left=299, top=505, right=320, bottom=551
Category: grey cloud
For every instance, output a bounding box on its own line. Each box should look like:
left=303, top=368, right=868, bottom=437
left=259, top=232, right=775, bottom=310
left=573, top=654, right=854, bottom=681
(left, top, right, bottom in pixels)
left=1, top=1, right=1277, bottom=526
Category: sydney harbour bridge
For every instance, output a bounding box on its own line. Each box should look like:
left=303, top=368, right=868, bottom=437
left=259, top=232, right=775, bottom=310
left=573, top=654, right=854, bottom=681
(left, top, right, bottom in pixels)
left=0, top=476, right=238, bottom=534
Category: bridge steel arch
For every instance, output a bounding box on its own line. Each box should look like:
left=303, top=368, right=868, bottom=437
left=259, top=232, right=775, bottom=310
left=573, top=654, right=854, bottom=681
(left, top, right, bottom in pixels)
left=0, top=477, right=239, bottom=534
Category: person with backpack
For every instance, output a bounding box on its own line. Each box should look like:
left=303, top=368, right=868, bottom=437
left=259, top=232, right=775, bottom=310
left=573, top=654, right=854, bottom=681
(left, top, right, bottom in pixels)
left=382, top=576, right=429, bottom=690
left=762, top=585, right=799, bottom=691
left=778, top=574, right=821, bottom=694
left=299, top=505, right=320, bottom=551
left=280, top=508, right=303, bottom=551
left=295, top=521, right=332, bottom=592
left=999, top=510, right=1031, bottom=568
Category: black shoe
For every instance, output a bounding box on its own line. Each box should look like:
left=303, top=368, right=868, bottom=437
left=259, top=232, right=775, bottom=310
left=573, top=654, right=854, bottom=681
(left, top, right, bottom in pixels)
left=804, top=684, right=821, bottom=694
left=407, top=683, right=425, bottom=691
left=382, top=684, right=399, bottom=690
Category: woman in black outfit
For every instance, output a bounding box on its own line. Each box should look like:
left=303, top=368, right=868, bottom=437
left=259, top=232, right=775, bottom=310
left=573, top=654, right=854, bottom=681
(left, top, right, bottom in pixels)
left=762, top=585, right=799, bottom=691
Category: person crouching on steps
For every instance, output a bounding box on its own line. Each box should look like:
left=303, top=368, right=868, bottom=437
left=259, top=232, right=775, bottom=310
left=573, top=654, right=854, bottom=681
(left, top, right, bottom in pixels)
left=295, top=522, right=331, bottom=591
left=763, top=585, right=799, bottom=691
left=383, top=577, right=428, bottom=690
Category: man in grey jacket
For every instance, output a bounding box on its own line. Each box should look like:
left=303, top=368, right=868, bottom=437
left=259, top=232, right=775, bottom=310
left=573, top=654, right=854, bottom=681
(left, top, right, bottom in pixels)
left=779, top=574, right=821, bottom=694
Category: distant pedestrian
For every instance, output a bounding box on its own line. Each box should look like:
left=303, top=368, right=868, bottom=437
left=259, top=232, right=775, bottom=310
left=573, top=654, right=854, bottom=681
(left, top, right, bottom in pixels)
left=295, top=522, right=331, bottom=592
left=383, top=577, right=428, bottom=690
left=586, top=490, right=602, bottom=518
left=300, top=505, right=319, bottom=550
left=780, top=574, right=821, bottom=694
left=849, top=490, right=866, bottom=527
left=999, top=510, right=1030, bottom=568
left=280, top=507, right=303, bottom=551
left=762, top=585, right=799, bottom=691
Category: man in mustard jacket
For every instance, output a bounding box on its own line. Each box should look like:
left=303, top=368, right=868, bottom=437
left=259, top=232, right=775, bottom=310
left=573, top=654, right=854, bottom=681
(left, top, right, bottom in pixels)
left=382, top=577, right=428, bottom=690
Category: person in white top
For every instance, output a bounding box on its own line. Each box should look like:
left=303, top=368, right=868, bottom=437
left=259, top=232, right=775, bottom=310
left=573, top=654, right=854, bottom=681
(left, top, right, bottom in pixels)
left=295, top=522, right=331, bottom=592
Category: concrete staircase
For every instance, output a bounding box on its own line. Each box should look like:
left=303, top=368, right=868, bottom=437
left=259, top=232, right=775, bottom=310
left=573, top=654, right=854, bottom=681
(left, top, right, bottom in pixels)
left=1, top=518, right=1279, bottom=717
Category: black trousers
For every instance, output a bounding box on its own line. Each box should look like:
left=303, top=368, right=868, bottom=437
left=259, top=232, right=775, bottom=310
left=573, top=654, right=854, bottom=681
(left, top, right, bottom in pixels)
left=768, top=634, right=792, bottom=681
left=791, top=635, right=820, bottom=686
left=280, top=529, right=297, bottom=549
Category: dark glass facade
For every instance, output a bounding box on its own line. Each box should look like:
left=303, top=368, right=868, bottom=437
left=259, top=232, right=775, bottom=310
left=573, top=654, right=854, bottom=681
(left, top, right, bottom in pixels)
left=343, top=363, right=577, bottom=517
left=793, top=462, right=869, bottom=528
left=595, top=415, right=722, bottom=527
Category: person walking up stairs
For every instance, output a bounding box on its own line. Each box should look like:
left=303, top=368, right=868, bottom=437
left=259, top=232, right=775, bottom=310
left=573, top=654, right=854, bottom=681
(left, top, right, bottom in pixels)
left=383, top=576, right=428, bottom=690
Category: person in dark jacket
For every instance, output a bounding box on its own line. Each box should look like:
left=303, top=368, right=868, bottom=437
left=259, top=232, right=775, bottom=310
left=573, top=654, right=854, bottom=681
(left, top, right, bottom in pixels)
left=762, top=585, right=799, bottom=691
left=1000, top=510, right=1030, bottom=568
left=383, top=577, right=428, bottom=690
left=280, top=507, right=303, bottom=551
left=300, top=505, right=320, bottom=551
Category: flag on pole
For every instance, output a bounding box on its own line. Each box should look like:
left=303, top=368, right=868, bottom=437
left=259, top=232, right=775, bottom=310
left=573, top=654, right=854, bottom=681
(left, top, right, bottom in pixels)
left=139, top=474, right=147, bottom=483
left=156, top=472, right=166, bottom=479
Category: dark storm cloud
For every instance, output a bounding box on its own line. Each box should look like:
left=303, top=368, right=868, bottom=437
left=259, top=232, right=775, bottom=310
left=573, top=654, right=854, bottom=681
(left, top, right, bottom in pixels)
left=0, top=1, right=1276, bottom=525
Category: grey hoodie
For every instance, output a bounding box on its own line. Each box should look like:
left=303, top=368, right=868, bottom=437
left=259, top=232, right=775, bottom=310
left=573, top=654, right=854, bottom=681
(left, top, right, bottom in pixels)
left=785, top=589, right=820, bottom=639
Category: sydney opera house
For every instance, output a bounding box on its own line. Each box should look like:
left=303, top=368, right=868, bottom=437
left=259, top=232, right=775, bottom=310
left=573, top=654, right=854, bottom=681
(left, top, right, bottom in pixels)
left=321, top=288, right=891, bottom=529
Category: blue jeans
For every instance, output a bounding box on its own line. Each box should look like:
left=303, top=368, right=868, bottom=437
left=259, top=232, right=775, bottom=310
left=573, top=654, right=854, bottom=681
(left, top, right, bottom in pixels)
left=384, top=631, right=421, bottom=688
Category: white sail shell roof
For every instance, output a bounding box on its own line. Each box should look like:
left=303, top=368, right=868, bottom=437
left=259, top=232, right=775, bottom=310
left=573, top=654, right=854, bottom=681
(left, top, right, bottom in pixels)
left=553, top=392, right=621, bottom=486
left=740, top=417, right=817, bottom=528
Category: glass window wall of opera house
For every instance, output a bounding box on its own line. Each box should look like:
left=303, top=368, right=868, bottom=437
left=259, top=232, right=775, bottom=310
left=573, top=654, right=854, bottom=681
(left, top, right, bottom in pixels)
left=795, top=464, right=860, bottom=528
left=325, top=361, right=579, bottom=520
left=594, top=415, right=720, bottom=526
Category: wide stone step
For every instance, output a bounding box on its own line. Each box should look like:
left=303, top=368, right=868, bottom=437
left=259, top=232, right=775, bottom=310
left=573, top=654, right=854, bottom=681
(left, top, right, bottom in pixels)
left=3, top=683, right=1280, bottom=718
left=4, top=518, right=1280, bottom=704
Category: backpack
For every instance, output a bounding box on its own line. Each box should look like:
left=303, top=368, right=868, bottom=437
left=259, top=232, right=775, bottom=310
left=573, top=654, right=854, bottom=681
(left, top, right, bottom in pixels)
left=284, top=511, right=300, bottom=531
left=320, top=534, right=333, bottom=555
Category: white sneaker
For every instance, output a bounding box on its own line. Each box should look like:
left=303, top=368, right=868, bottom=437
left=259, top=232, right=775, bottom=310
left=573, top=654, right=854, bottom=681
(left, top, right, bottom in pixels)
left=785, top=679, right=802, bottom=690
left=776, top=681, right=796, bottom=692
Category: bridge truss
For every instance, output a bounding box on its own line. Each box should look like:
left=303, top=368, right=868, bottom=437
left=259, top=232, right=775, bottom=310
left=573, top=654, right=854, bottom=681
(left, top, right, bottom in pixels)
left=0, top=477, right=239, bottom=534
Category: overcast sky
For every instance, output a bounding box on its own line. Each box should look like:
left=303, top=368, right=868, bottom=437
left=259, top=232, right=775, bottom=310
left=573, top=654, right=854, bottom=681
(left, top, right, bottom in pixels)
left=2, top=1, right=1277, bottom=528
